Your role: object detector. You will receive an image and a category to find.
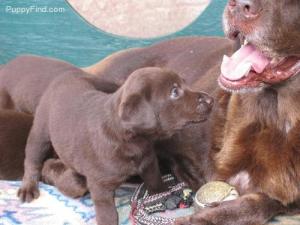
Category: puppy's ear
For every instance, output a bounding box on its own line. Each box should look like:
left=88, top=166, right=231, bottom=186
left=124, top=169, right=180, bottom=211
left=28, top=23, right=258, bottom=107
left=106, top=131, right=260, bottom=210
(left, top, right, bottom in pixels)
left=118, top=93, right=157, bottom=135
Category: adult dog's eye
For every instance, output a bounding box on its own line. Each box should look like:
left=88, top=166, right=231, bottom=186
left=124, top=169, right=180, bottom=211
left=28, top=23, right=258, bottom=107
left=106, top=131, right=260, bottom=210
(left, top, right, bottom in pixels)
left=170, top=87, right=180, bottom=99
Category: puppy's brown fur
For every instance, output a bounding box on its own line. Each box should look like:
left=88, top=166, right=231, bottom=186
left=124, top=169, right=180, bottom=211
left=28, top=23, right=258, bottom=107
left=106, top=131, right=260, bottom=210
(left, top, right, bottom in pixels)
left=41, top=158, right=88, bottom=198
left=0, top=110, right=32, bottom=180
left=18, top=67, right=213, bottom=225
left=0, top=55, right=118, bottom=114
left=0, top=110, right=83, bottom=196
left=0, top=110, right=61, bottom=184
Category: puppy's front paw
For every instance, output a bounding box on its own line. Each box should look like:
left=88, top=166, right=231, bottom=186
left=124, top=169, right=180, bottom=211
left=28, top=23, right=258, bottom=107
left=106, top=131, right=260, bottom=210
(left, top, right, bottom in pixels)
left=17, top=183, right=40, bottom=203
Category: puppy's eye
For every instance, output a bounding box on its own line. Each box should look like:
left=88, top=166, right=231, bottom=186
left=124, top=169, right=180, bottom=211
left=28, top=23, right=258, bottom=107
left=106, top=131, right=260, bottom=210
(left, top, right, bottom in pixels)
left=170, top=87, right=180, bottom=99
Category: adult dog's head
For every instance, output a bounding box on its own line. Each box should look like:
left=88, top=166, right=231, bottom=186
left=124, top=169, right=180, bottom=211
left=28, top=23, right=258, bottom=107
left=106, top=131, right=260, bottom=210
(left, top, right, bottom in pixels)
left=118, top=67, right=214, bottom=138
left=219, top=0, right=300, bottom=92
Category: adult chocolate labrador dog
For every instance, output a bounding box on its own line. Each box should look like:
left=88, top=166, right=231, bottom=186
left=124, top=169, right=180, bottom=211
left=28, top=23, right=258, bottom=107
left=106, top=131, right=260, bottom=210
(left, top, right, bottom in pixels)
left=17, top=67, right=213, bottom=225
left=176, top=0, right=300, bottom=224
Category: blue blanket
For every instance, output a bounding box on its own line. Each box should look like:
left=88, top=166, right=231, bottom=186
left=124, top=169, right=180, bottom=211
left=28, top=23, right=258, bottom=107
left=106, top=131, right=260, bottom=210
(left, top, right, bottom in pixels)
left=0, top=181, right=133, bottom=225
left=1, top=181, right=300, bottom=225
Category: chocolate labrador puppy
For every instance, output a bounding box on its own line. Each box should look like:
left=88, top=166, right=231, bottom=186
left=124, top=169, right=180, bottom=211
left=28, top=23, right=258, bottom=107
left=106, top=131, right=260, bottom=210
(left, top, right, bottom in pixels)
left=18, top=67, right=213, bottom=225
left=83, top=37, right=236, bottom=190
left=0, top=55, right=118, bottom=114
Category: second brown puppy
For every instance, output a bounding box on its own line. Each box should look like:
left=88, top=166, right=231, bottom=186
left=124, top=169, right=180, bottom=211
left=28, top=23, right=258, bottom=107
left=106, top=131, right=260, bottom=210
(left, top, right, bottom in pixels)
left=18, top=67, right=213, bottom=225
left=0, top=110, right=32, bottom=180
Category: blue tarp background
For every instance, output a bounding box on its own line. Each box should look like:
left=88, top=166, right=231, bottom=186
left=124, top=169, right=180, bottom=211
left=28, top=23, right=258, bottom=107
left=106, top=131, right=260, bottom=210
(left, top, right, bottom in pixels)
left=0, top=0, right=227, bottom=66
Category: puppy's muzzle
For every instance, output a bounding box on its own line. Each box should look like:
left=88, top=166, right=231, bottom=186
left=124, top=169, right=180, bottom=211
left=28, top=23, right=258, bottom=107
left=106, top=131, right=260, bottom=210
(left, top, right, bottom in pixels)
left=197, top=93, right=214, bottom=114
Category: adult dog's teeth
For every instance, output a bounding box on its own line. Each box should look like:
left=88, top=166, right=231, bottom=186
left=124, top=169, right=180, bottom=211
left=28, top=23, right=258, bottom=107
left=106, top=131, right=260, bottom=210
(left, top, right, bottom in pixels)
left=270, top=57, right=286, bottom=68
left=243, top=39, right=249, bottom=46
left=223, top=55, right=230, bottom=63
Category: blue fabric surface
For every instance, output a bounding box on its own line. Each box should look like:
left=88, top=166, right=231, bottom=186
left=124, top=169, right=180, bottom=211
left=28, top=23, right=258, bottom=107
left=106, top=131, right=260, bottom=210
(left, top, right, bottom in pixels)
left=0, top=181, right=134, bottom=225
left=1, top=181, right=300, bottom=225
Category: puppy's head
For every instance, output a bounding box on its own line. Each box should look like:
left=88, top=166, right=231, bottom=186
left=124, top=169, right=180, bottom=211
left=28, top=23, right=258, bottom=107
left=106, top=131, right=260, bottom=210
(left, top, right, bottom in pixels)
left=220, top=0, right=300, bottom=92
left=118, top=67, right=213, bottom=138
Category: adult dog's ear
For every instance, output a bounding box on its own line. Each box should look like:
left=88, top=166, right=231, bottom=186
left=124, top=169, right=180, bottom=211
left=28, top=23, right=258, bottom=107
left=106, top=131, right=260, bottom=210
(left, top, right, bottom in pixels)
left=118, top=92, right=157, bottom=135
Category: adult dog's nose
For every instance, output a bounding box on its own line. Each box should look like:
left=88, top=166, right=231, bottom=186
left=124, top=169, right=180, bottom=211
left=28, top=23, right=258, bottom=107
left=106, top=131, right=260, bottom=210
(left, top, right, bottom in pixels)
left=228, top=0, right=262, bottom=18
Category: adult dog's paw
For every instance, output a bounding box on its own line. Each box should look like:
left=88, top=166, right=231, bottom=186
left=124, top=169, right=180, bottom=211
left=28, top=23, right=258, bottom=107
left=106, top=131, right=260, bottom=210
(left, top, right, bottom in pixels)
left=175, top=203, right=230, bottom=225
left=17, top=183, right=40, bottom=203
left=175, top=216, right=213, bottom=225
left=175, top=195, right=270, bottom=225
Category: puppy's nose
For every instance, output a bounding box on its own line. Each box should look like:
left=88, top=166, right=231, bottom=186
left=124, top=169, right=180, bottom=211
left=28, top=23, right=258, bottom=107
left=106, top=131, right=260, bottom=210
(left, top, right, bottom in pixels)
left=229, top=0, right=261, bottom=17
left=198, top=94, right=214, bottom=107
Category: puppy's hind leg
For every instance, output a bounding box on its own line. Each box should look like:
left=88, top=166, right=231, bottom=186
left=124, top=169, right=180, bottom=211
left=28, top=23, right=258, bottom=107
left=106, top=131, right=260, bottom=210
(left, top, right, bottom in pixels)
left=18, top=110, right=51, bottom=203
left=0, top=90, right=14, bottom=110
left=42, top=158, right=87, bottom=198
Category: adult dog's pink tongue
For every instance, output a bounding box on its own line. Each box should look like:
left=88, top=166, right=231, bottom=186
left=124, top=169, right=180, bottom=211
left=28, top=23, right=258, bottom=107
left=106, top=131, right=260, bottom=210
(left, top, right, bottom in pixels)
left=221, top=44, right=270, bottom=81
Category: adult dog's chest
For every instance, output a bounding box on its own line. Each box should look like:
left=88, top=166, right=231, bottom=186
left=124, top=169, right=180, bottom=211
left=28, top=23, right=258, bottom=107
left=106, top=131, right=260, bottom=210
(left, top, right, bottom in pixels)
left=214, top=88, right=300, bottom=204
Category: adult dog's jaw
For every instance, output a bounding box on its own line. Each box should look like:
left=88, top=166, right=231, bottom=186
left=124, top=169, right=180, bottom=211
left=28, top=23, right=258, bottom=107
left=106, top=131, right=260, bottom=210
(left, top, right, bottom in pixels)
left=219, top=29, right=300, bottom=92
left=221, top=0, right=300, bottom=93
left=218, top=45, right=300, bottom=92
